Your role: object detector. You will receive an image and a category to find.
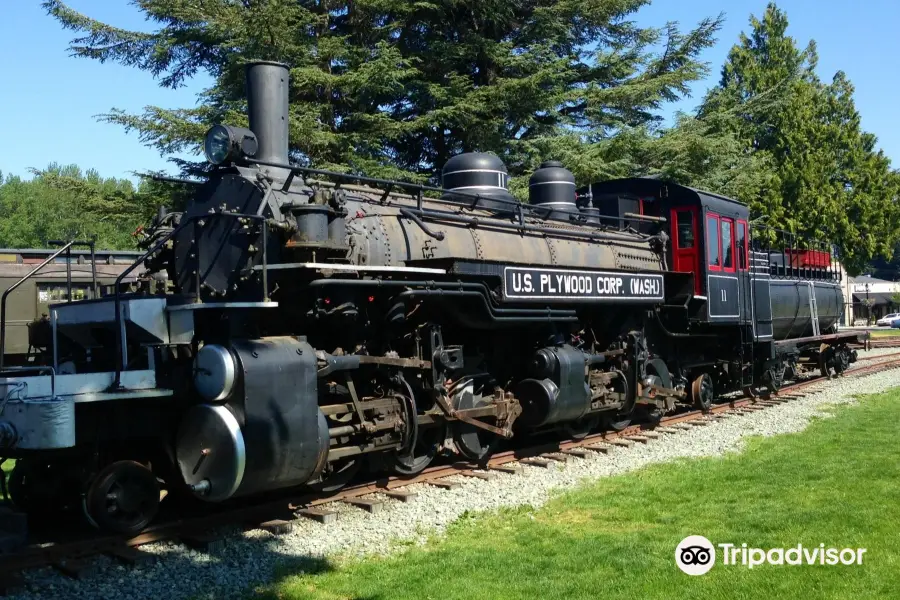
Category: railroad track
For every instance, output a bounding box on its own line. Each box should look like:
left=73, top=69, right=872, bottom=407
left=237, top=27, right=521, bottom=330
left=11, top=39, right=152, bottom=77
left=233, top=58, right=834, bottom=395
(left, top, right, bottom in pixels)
left=2, top=352, right=900, bottom=594
left=854, top=338, right=900, bottom=349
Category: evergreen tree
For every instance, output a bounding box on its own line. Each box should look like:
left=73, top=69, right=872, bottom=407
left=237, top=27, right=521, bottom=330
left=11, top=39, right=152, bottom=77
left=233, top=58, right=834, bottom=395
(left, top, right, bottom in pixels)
left=698, top=3, right=900, bottom=274
left=0, top=165, right=165, bottom=249
left=45, top=0, right=722, bottom=182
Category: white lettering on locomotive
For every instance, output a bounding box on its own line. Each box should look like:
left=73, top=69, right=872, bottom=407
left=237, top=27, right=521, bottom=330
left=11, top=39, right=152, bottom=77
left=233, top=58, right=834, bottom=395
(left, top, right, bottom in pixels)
left=595, top=276, right=623, bottom=295
left=630, top=277, right=660, bottom=297
left=503, top=267, right=662, bottom=300
left=510, top=272, right=534, bottom=293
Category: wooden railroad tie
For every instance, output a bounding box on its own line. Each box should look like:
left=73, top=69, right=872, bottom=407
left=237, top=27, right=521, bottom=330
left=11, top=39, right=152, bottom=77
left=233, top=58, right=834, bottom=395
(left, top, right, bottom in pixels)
left=257, top=519, right=294, bottom=535
left=297, top=507, right=340, bottom=524
left=181, top=531, right=227, bottom=553
left=653, top=426, right=681, bottom=434
left=105, top=545, right=156, bottom=567
left=52, top=557, right=97, bottom=580
left=638, top=431, right=661, bottom=439
left=688, top=420, right=712, bottom=426
left=343, top=498, right=384, bottom=514
left=519, top=457, right=553, bottom=468
left=426, top=479, right=462, bottom=491
left=559, top=448, right=592, bottom=458
left=458, top=471, right=496, bottom=481
left=608, top=439, right=634, bottom=447
left=623, top=435, right=650, bottom=444
left=383, top=490, right=418, bottom=502
left=669, top=423, right=695, bottom=431
left=541, top=452, right=575, bottom=463
left=584, top=444, right=612, bottom=453
left=490, top=464, right=522, bottom=475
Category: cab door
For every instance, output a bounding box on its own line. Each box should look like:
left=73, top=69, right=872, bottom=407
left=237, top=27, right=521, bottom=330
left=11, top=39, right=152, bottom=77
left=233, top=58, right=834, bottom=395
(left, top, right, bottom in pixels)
left=670, top=207, right=701, bottom=296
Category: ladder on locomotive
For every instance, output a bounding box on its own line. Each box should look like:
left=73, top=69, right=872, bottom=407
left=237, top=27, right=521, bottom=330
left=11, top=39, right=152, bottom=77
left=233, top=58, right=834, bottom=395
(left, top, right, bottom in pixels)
left=808, top=281, right=820, bottom=337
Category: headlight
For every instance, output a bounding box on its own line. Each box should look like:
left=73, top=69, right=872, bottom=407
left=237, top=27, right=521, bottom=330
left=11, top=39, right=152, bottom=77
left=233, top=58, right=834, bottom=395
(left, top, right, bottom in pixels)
left=203, top=125, right=259, bottom=165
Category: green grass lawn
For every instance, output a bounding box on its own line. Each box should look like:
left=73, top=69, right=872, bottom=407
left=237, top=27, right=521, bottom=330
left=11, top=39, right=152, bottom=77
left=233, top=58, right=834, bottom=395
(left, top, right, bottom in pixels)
left=253, top=388, right=900, bottom=600
left=869, top=328, right=900, bottom=337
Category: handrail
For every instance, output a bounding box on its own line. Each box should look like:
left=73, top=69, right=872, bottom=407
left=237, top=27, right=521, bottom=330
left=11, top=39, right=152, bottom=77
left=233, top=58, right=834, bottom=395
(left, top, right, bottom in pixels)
left=48, top=239, right=98, bottom=298
left=245, top=157, right=659, bottom=231
left=111, top=211, right=269, bottom=390
left=0, top=241, right=78, bottom=370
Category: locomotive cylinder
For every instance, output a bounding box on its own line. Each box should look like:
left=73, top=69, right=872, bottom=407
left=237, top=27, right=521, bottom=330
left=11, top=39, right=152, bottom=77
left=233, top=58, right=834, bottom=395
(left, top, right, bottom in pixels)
left=176, top=337, right=329, bottom=501
left=514, top=345, right=591, bottom=427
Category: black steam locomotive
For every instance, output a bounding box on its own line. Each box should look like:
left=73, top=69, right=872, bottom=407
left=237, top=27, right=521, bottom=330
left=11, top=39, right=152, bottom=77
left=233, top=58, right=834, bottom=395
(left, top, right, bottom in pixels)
left=0, top=62, right=860, bottom=535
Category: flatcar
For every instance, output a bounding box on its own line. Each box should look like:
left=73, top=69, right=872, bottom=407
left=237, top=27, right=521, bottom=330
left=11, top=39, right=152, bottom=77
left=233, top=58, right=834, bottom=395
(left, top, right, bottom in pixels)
left=0, top=62, right=862, bottom=537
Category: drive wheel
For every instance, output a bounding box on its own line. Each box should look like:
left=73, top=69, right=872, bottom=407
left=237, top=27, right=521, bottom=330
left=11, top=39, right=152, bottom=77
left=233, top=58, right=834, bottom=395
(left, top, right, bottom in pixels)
left=83, top=461, right=160, bottom=536
left=690, top=373, right=714, bottom=413
left=564, top=416, right=601, bottom=440
left=307, top=459, right=361, bottom=494
left=603, top=370, right=633, bottom=431
left=389, top=424, right=445, bottom=475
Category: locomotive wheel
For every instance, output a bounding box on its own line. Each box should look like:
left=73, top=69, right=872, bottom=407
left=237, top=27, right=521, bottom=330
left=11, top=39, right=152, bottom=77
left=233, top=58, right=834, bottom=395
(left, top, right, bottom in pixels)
left=82, top=461, right=160, bottom=536
left=835, top=347, right=850, bottom=376
left=451, top=385, right=498, bottom=461
left=690, top=373, right=714, bottom=413
left=603, top=370, right=633, bottom=432
left=564, top=416, right=601, bottom=440
left=764, top=365, right=783, bottom=394
left=389, top=424, right=445, bottom=475
left=742, top=385, right=757, bottom=400
left=453, top=421, right=498, bottom=461
left=307, top=459, right=361, bottom=494
left=819, top=346, right=835, bottom=379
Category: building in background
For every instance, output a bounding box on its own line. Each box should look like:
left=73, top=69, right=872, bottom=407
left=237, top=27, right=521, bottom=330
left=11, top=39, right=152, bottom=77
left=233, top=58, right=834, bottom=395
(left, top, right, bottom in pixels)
left=846, top=274, right=900, bottom=326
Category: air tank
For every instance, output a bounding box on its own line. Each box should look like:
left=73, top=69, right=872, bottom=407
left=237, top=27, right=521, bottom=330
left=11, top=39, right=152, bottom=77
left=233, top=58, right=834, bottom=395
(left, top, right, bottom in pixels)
left=441, top=153, right=518, bottom=213
left=528, top=161, right=578, bottom=221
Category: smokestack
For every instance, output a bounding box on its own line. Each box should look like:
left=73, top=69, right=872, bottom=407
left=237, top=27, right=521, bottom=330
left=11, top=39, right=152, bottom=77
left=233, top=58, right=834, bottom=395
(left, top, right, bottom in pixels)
left=246, top=61, right=290, bottom=177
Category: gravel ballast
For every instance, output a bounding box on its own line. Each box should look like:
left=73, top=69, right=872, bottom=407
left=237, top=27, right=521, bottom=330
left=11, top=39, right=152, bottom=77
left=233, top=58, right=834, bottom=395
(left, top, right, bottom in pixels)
left=9, top=353, right=900, bottom=600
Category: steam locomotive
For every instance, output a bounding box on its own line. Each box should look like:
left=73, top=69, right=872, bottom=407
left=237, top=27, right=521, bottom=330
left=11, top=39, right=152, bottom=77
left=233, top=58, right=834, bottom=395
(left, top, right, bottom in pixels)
left=0, top=62, right=861, bottom=536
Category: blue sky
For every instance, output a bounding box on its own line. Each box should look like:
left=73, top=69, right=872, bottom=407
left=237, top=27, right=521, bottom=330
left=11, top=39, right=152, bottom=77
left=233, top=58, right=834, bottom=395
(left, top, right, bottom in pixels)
left=1, top=0, right=898, bottom=183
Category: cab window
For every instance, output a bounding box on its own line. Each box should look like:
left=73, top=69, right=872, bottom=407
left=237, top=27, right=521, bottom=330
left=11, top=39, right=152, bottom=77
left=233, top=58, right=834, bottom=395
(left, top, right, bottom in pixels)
left=737, top=221, right=748, bottom=270
left=722, top=218, right=734, bottom=271
left=677, top=211, right=694, bottom=249
left=706, top=215, right=720, bottom=269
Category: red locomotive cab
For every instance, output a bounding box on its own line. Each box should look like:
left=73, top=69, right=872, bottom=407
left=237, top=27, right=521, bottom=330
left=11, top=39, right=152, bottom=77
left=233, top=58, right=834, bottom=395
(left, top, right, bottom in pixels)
left=670, top=206, right=701, bottom=295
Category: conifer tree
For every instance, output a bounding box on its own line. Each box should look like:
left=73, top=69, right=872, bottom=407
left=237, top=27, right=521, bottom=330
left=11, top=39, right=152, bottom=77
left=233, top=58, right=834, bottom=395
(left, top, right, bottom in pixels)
left=45, top=0, right=721, bottom=182
left=699, top=3, right=900, bottom=274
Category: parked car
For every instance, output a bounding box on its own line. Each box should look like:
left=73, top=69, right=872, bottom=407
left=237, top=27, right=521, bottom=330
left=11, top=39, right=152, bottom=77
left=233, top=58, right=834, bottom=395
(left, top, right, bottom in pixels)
left=876, top=313, right=900, bottom=326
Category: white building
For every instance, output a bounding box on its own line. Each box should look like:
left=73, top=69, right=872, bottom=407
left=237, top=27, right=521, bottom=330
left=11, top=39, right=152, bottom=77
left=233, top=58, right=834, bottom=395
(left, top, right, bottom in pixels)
left=845, top=274, right=900, bottom=326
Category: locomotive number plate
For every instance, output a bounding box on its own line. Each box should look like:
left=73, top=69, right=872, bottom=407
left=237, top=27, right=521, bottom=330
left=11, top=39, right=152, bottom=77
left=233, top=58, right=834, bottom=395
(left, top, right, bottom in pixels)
left=502, top=267, right=664, bottom=302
